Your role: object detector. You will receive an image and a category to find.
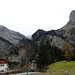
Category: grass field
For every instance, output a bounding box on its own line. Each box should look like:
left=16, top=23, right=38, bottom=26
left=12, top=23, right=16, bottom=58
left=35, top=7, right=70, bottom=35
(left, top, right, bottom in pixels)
left=31, top=61, right=75, bottom=75
left=47, top=61, right=75, bottom=72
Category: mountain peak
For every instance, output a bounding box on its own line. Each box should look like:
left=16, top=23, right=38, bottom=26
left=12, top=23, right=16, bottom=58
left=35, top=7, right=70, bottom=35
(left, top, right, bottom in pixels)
left=69, top=10, right=75, bottom=21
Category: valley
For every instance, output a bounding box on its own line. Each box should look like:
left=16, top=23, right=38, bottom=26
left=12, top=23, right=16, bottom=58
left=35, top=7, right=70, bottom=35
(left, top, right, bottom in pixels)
left=0, top=10, right=75, bottom=74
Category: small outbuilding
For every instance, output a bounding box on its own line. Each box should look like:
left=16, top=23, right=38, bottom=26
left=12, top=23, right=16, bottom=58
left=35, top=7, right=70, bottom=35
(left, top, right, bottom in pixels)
left=0, top=58, right=9, bottom=71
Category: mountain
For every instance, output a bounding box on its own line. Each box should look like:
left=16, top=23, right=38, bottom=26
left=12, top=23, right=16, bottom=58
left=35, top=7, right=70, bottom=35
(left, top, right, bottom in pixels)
left=0, top=25, right=26, bottom=45
left=32, top=10, right=75, bottom=48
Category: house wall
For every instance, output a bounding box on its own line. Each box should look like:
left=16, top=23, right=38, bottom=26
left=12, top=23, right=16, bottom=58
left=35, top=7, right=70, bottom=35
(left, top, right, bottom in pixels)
left=0, top=64, right=8, bottom=71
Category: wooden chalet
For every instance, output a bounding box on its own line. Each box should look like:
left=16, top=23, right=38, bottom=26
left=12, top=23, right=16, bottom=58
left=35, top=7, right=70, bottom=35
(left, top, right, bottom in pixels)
left=0, top=58, right=9, bottom=71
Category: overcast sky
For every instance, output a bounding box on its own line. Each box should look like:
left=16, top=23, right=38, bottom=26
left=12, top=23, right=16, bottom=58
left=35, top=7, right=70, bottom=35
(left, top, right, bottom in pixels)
left=0, top=0, right=75, bottom=36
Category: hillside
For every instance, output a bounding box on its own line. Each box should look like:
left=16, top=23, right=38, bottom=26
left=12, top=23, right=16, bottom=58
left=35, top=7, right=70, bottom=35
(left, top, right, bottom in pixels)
left=9, top=38, right=37, bottom=63
left=47, top=61, right=75, bottom=72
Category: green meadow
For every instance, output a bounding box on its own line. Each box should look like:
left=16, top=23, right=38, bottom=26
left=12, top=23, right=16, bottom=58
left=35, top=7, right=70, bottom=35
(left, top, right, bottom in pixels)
left=47, top=61, right=75, bottom=72
left=31, top=61, right=75, bottom=75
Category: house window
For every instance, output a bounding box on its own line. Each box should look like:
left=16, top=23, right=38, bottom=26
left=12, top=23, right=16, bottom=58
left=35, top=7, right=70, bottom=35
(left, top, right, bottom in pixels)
left=0, top=64, right=4, bottom=66
left=7, top=64, right=8, bottom=66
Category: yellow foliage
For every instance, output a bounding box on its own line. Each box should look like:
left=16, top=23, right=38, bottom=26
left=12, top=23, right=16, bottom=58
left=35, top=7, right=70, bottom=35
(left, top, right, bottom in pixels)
left=61, top=42, right=74, bottom=60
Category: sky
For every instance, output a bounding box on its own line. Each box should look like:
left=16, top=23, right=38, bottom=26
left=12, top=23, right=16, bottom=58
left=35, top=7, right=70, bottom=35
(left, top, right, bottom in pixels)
left=0, top=0, right=75, bottom=36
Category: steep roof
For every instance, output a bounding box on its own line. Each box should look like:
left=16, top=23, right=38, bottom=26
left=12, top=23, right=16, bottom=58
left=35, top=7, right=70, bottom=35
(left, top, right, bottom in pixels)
left=0, top=58, right=9, bottom=63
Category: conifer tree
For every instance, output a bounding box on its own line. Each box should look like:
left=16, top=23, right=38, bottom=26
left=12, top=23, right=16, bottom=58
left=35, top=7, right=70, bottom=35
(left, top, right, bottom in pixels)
left=51, top=45, right=62, bottom=62
left=45, top=39, right=52, bottom=64
left=36, top=38, right=45, bottom=69
left=36, top=38, right=51, bottom=70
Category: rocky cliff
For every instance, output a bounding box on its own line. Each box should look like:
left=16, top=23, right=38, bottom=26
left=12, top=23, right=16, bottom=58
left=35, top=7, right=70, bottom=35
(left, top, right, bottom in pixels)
left=32, top=10, right=75, bottom=49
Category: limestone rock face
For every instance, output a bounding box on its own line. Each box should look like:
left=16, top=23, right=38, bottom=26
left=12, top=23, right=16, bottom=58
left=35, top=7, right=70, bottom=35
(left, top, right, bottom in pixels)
left=69, top=10, right=75, bottom=21
left=32, top=29, right=65, bottom=48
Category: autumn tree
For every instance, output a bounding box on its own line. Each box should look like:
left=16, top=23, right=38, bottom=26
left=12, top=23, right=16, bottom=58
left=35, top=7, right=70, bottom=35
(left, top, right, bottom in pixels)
left=61, top=42, right=74, bottom=62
